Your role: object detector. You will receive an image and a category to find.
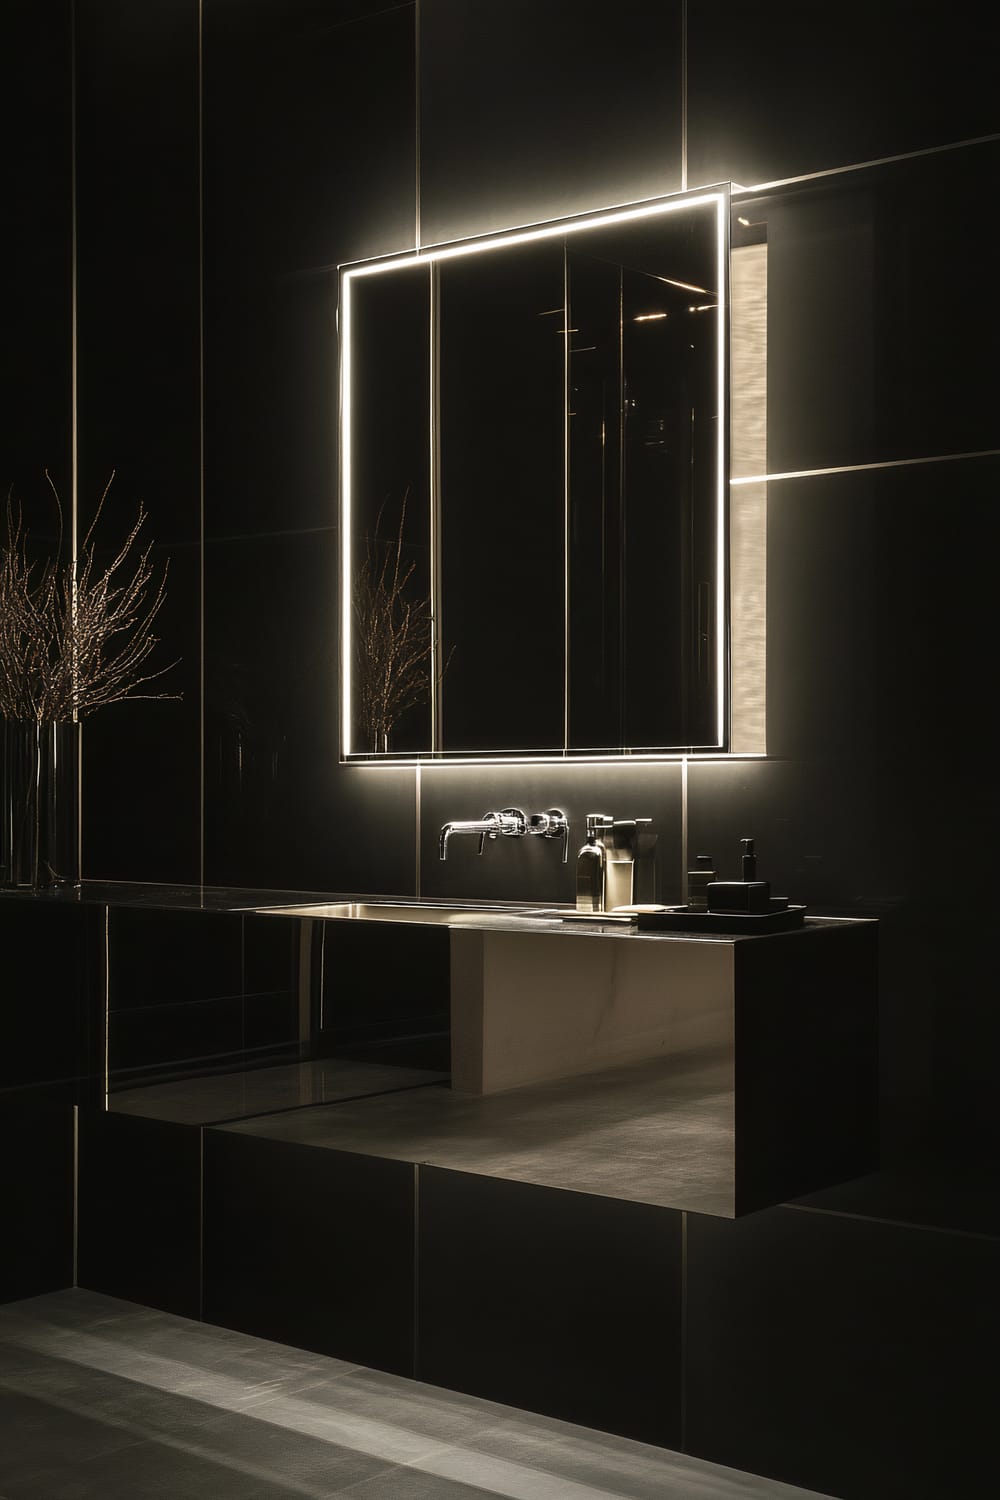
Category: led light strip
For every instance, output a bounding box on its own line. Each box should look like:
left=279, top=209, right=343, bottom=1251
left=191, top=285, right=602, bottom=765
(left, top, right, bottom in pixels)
left=340, top=187, right=730, bottom=759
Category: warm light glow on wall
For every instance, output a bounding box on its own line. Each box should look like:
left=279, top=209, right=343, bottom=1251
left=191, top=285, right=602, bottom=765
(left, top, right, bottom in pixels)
left=729, top=241, right=768, bottom=754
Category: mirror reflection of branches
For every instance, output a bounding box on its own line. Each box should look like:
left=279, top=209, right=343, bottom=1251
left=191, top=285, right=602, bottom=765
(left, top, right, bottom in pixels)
left=353, top=489, right=450, bottom=754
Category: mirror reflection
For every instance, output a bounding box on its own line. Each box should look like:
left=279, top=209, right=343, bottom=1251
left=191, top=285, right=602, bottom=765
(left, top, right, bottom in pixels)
left=341, top=188, right=729, bottom=759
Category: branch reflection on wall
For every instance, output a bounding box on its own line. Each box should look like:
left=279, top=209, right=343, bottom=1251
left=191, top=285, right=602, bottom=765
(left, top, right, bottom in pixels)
left=730, top=238, right=768, bottom=754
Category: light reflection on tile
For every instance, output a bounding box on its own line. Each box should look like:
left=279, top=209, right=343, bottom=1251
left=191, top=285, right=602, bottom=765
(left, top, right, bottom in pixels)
left=0, top=1290, right=835, bottom=1499
left=108, top=1059, right=447, bottom=1125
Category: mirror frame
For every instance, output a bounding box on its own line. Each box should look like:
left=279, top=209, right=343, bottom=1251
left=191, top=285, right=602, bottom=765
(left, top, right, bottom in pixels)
left=339, top=184, right=731, bottom=763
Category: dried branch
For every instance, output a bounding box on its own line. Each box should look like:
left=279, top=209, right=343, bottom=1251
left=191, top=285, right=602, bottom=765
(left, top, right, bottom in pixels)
left=354, top=490, right=450, bottom=753
left=0, top=472, right=181, bottom=723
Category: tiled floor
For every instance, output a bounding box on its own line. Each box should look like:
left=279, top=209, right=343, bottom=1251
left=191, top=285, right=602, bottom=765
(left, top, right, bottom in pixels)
left=0, top=1290, right=833, bottom=1499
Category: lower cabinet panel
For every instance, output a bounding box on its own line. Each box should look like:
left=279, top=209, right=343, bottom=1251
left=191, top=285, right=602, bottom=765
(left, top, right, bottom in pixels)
left=0, top=1087, right=75, bottom=1304
left=77, top=1110, right=201, bottom=1319
left=202, top=1130, right=415, bottom=1376
left=684, top=1205, right=1000, bottom=1500
left=416, top=1166, right=683, bottom=1448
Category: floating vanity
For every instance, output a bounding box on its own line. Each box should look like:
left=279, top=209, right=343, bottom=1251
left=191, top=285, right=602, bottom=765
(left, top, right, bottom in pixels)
left=258, top=899, right=878, bottom=1217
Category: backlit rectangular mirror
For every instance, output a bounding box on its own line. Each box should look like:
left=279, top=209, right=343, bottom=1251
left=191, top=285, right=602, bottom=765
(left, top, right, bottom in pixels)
left=340, top=186, right=730, bottom=761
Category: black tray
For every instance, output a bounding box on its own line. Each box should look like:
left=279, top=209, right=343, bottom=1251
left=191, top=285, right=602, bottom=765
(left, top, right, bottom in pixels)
left=635, top=903, right=807, bottom=934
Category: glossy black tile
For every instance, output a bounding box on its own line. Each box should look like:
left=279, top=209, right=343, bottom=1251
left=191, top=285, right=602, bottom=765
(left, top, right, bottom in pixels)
left=74, top=0, right=201, bottom=532
left=0, top=903, right=95, bottom=1091
left=792, top=1164, right=1000, bottom=1240
left=745, top=141, right=1000, bottom=474
left=77, top=1110, right=201, bottom=1318
left=418, top=0, right=683, bottom=245
left=108, top=996, right=245, bottom=1080
left=243, top=911, right=299, bottom=994
left=80, top=540, right=201, bottom=883
left=685, top=1205, right=1000, bottom=1500
left=204, top=533, right=418, bottom=893
left=764, top=457, right=997, bottom=763
left=733, top=922, right=878, bottom=1213
left=0, top=0, right=72, bottom=496
left=419, top=761, right=684, bottom=907
left=317, top=921, right=449, bottom=1062
left=688, top=0, right=1000, bottom=190
left=202, top=0, right=417, bottom=542
left=417, top=1167, right=682, bottom=1446
left=107, top=908, right=243, bottom=1012
left=74, top=0, right=201, bottom=884
left=242, top=988, right=299, bottom=1054
left=203, top=1129, right=415, bottom=1374
left=0, top=1086, right=75, bottom=1303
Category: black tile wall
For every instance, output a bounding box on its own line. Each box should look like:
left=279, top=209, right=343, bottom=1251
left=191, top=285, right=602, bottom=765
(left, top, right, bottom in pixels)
left=0, top=1086, right=75, bottom=1304
left=417, top=1168, right=683, bottom=1447
left=752, top=141, right=1000, bottom=474
left=419, top=761, right=684, bottom=906
left=0, top=903, right=95, bottom=1091
left=0, top=0, right=72, bottom=496
left=419, top=0, right=684, bottom=245
left=685, top=1205, right=1000, bottom=1500
left=77, top=1109, right=202, bottom=1318
left=201, top=0, right=419, bottom=889
left=317, top=921, right=449, bottom=1062
left=203, top=1129, right=415, bottom=1374
left=108, top=910, right=243, bottom=1012
left=74, top=0, right=202, bottom=882
left=687, top=0, right=1000, bottom=191
left=105, top=909, right=301, bottom=1084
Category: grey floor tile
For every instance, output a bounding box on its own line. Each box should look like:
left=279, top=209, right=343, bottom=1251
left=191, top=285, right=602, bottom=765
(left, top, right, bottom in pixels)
left=0, top=1291, right=835, bottom=1500
left=334, top=1467, right=495, bottom=1497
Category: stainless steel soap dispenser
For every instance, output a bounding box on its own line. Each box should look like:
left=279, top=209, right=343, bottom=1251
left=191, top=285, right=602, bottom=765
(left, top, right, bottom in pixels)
left=576, top=813, right=611, bottom=912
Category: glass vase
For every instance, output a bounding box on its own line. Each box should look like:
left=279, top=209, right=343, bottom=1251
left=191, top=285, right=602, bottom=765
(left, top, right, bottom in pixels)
left=1, top=719, right=81, bottom=890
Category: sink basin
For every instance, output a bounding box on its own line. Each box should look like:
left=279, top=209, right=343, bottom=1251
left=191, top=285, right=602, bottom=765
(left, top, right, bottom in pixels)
left=258, top=899, right=568, bottom=928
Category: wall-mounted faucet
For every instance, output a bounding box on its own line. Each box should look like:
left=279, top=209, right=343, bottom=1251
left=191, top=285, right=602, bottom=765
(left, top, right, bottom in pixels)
left=439, top=807, right=568, bottom=862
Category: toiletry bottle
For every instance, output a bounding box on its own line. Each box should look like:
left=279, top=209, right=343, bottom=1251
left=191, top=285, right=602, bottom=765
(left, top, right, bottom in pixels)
left=707, top=836, right=771, bottom=913
left=576, top=814, right=610, bottom=912
left=686, top=853, right=716, bottom=912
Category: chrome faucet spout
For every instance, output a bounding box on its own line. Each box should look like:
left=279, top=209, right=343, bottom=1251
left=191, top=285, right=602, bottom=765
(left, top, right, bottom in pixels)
left=439, top=808, right=526, bottom=861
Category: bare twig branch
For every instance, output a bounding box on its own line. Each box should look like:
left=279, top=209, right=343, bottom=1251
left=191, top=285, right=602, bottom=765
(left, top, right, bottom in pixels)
left=0, top=475, right=182, bottom=723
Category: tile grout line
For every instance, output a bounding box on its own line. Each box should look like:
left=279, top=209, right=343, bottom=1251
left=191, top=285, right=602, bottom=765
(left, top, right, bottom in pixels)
left=412, top=1162, right=420, bottom=1379
left=680, top=1209, right=687, bottom=1451
left=680, top=0, right=687, bottom=192
left=737, top=129, right=1000, bottom=196
left=72, top=1104, right=79, bottom=1288
left=414, top=0, right=421, bottom=249
left=198, top=1125, right=205, bottom=1321
left=783, top=1201, right=1000, bottom=1243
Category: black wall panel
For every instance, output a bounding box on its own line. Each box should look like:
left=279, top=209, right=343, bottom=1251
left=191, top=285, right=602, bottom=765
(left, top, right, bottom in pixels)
left=419, top=0, right=684, bottom=244
left=0, top=0, right=73, bottom=498
left=685, top=1205, right=1000, bottom=1500
left=201, top=0, right=419, bottom=893
left=74, top=0, right=202, bottom=882
left=688, top=0, right=1000, bottom=190
left=417, top=1168, right=683, bottom=1447
left=203, top=1129, right=415, bottom=1374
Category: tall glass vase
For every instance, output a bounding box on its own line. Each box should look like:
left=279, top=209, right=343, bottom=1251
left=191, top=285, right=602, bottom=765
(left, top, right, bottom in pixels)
left=1, top=719, right=81, bottom=891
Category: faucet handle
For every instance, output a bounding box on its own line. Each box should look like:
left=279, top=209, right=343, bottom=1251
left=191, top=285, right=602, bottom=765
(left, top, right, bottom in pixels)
left=528, top=807, right=569, bottom=862
left=585, top=812, right=614, bottom=836
left=476, top=808, right=525, bottom=853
